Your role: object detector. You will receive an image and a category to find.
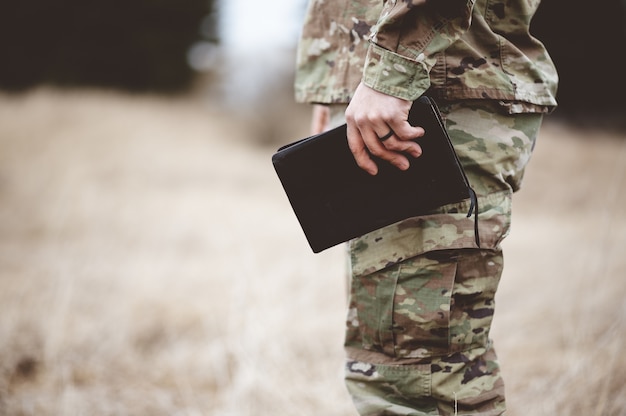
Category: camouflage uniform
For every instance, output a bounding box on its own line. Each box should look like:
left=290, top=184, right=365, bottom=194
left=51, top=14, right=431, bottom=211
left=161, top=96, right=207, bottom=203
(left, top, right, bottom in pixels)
left=296, top=0, right=558, bottom=109
left=295, top=1, right=558, bottom=414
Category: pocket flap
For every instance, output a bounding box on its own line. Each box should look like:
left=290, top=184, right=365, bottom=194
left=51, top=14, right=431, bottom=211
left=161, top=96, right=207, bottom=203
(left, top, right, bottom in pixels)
left=349, top=191, right=511, bottom=278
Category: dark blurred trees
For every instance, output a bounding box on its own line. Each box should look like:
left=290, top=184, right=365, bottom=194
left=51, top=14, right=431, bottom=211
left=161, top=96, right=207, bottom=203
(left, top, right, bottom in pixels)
left=1, top=0, right=625, bottom=126
left=0, top=0, right=216, bottom=93
left=532, top=0, right=626, bottom=123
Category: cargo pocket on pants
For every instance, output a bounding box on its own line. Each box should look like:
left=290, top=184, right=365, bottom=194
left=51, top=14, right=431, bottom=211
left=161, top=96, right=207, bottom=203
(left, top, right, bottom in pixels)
left=349, top=254, right=457, bottom=359
left=391, top=255, right=457, bottom=359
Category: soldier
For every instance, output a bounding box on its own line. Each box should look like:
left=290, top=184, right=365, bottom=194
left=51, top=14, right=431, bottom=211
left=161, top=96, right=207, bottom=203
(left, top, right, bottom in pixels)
left=295, top=0, right=558, bottom=414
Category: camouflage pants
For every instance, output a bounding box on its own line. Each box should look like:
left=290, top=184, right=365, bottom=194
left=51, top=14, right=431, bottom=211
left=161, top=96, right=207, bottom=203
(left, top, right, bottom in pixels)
left=331, top=100, right=544, bottom=415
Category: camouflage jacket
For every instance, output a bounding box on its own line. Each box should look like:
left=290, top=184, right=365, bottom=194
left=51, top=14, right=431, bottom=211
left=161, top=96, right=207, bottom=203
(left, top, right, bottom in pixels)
left=295, top=0, right=558, bottom=113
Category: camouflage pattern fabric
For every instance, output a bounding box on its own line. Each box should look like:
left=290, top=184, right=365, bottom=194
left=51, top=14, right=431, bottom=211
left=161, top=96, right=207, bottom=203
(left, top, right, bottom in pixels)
left=296, top=0, right=555, bottom=412
left=295, top=0, right=382, bottom=104
left=295, top=0, right=558, bottom=112
left=345, top=343, right=506, bottom=415
left=341, top=101, right=544, bottom=415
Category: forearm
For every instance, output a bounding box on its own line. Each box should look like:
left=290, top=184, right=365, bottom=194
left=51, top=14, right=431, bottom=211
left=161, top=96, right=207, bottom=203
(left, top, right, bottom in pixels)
left=310, top=104, right=330, bottom=135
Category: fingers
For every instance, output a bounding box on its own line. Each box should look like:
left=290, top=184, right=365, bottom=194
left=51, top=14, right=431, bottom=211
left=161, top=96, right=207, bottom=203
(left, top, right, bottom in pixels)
left=345, top=83, right=427, bottom=175
left=346, top=122, right=380, bottom=175
left=381, top=122, right=424, bottom=159
left=346, top=111, right=425, bottom=176
left=378, top=130, right=395, bottom=141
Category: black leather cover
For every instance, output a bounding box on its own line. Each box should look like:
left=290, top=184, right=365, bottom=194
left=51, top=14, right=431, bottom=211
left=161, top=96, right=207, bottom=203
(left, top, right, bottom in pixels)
left=272, top=96, right=474, bottom=253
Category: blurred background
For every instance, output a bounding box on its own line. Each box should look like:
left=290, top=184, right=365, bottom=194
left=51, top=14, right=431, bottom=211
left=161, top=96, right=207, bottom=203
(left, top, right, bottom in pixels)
left=0, top=0, right=625, bottom=415
left=2, top=0, right=626, bottom=127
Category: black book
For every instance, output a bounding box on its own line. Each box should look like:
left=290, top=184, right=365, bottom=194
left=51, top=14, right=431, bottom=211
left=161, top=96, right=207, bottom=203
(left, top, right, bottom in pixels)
left=272, top=96, right=476, bottom=253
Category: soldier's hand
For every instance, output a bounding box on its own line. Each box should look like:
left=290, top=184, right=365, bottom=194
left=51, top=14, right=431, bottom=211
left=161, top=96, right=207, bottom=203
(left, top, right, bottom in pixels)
left=345, top=83, right=425, bottom=175
left=310, top=104, right=330, bottom=135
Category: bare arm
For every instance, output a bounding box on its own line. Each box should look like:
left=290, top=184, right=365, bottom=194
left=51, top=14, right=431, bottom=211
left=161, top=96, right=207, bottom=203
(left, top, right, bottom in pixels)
left=310, top=104, right=330, bottom=135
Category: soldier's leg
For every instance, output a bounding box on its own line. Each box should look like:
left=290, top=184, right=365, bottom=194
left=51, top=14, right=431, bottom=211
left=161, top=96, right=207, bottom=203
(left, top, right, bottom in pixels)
left=344, top=248, right=506, bottom=416
left=342, top=101, right=544, bottom=415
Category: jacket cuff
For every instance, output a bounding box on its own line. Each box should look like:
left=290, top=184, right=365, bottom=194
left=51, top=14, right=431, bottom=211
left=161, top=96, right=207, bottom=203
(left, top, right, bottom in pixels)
left=362, top=43, right=432, bottom=101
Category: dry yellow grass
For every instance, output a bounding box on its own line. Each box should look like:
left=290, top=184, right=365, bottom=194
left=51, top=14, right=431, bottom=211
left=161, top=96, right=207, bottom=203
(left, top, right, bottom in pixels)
left=0, top=88, right=624, bottom=415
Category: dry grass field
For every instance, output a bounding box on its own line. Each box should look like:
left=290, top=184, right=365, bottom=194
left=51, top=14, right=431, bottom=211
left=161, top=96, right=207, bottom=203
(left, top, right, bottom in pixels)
left=0, top=88, right=624, bottom=415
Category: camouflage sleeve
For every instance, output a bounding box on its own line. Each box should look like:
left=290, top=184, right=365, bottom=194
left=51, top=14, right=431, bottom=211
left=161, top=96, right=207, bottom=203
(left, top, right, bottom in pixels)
left=363, top=0, right=474, bottom=101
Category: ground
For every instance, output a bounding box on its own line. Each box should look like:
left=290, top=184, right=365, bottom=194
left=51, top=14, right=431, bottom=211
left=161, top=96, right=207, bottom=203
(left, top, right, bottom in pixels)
left=0, top=88, right=624, bottom=415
